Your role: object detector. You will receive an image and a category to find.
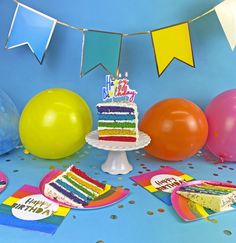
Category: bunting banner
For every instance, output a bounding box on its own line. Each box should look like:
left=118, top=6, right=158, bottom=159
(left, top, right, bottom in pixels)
left=6, top=3, right=57, bottom=64
left=215, top=0, right=236, bottom=50
left=151, top=22, right=195, bottom=77
left=81, top=30, right=123, bottom=78
left=3, top=0, right=236, bottom=78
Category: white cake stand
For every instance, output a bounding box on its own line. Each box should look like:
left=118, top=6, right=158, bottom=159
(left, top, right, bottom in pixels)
left=85, top=130, right=151, bottom=175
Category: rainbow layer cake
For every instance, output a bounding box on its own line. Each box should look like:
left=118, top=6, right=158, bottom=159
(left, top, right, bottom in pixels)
left=177, top=183, right=236, bottom=212
left=97, top=102, right=139, bottom=142
left=44, top=165, right=109, bottom=208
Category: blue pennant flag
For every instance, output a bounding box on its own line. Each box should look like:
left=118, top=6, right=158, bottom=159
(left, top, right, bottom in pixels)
left=81, top=30, right=123, bottom=78
left=6, top=3, right=57, bottom=64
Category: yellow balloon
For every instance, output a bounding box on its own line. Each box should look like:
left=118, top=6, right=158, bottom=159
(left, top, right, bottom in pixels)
left=19, top=88, right=92, bottom=159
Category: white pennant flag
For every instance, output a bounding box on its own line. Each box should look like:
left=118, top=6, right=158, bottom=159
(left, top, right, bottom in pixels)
left=215, top=0, right=236, bottom=50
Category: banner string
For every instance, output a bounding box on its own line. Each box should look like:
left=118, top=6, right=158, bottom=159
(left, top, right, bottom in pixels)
left=56, top=20, right=85, bottom=32
left=188, top=7, right=215, bottom=23
left=14, top=0, right=217, bottom=36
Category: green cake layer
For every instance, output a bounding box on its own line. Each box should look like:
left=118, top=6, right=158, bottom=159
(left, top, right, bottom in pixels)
left=98, top=121, right=136, bottom=129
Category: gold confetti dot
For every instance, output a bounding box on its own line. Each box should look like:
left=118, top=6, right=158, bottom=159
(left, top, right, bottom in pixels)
left=96, top=241, right=104, bottom=243
left=110, top=215, right=118, bottom=220
left=210, top=219, right=218, bottom=224
left=117, top=177, right=123, bottom=180
left=206, top=218, right=218, bottom=224
left=147, top=211, right=154, bottom=215
left=117, top=204, right=124, bottom=208
left=158, top=208, right=165, bottom=213
left=49, top=165, right=56, bottom=170
left=224, top=230, right=232, bottom=236
left=23, top=149, right=30, bottom=155
left=128, top=200, right=135, bottom=204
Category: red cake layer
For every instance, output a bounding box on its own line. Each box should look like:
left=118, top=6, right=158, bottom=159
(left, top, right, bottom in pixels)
left=70, top=165, right=105, bottom=189
left=99, top=136, right=136, bottom=142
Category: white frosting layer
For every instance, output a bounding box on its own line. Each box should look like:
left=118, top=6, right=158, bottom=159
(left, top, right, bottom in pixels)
left=98, top=119, right=136, bottom=123
left=98, top=127, right=136, bottom=131
left=98, top=112, right=135, bottom=115
left=44, top=184, right=84, bottom=208
left=96, top=101, right=138, bottom=111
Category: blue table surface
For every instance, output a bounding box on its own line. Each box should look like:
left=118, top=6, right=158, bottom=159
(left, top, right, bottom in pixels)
left=0, top=145, right=235, bottom=243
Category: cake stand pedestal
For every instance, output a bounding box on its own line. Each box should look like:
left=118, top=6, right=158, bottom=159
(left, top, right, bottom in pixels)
left=85, top=130, right=151, bottom=175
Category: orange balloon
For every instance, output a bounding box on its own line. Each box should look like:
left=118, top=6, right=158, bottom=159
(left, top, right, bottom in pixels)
left=139, top=98, right=208, bottom=161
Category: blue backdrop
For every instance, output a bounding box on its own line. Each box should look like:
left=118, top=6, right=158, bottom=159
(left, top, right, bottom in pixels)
left=0, top=0, right=235, bottom=126
left=2, top=1, right=236, bottom=242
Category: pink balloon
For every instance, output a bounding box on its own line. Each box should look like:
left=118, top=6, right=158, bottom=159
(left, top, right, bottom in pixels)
left=206, top=89, right=236, bottom=162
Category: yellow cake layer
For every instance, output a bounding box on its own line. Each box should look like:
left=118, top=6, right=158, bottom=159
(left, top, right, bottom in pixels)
left=66, top=171, right=104, bottom=194
left=98, top=129, right=136, bottom=136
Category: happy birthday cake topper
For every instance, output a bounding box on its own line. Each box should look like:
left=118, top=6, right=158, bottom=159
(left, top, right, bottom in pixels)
left=102, top=72, right=137, bottom=102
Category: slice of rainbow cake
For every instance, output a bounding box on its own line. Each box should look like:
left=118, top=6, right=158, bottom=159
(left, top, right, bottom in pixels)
left=97, top=102, right=139, bottom=142
left=177, top=183, right=236, bottom=212
left=44, top=165, right=107, bottom=208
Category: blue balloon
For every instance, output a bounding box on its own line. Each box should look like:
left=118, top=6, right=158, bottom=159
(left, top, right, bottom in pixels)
left=0, top=90, right=19, bottom=155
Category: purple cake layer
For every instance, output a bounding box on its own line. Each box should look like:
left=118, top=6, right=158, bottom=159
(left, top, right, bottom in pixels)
left=97, top=106, right=134, bottom=113
left=49, top=182, right=88, bottom=206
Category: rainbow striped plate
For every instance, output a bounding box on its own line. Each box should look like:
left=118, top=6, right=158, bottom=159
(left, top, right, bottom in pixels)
left=40, top=169, right=129, bottom=209
left=171, top=180, right=236, bottom=221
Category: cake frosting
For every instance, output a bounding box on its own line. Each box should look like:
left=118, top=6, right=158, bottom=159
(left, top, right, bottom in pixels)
left=97, top=102, right=139, bottom=142
left=44, top=165, right=107, bottom=208
left=177, top=183, right=236, bottom=212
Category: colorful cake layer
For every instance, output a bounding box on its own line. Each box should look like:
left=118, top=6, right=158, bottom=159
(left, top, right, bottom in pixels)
left=97, top=102, right=139, bottom=142
left=44, top=165, right=106, bottom=208
left=99, top=136, right=136, bottom=142
left=177, top=183, right=236, bottom=212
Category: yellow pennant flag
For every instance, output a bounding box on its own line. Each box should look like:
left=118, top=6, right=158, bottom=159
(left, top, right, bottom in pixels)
left=151, top=22, right=195, bottom=76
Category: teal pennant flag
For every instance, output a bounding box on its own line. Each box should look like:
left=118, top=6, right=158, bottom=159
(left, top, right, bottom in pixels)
left=81, top=30, right=123, bottom=78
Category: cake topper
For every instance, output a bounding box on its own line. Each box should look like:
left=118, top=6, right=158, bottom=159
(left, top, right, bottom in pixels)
left=102, top=73, right=137, bottom=102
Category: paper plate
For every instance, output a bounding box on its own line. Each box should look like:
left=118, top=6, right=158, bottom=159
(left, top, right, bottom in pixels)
left=171, top=180, right=236, bottom=221
left=39, top=169, right=129, bottom=209
left=0, top=171, right=7, bottom=193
